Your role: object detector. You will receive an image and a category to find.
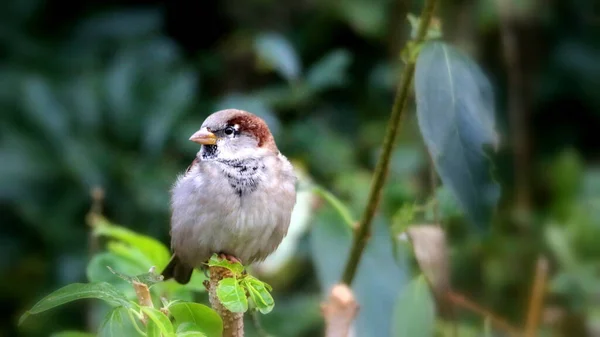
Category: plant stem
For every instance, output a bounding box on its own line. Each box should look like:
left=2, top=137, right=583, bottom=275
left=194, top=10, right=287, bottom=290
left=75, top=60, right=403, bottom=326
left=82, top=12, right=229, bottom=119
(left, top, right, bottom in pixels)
left=524, top=256, right=549, bottom=337
left=340, top=0, right=439, bottom=285
left=206, top=266, right=244, bottom=337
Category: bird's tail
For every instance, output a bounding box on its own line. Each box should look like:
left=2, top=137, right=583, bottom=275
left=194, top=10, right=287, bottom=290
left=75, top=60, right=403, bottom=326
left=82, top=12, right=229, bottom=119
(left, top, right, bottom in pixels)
left=161, top=254, right=193, bottom=284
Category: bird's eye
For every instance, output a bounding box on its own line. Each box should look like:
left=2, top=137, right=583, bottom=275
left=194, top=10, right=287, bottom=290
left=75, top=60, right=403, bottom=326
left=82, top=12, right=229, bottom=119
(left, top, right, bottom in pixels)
left=224, top=126, right=235, bottom=136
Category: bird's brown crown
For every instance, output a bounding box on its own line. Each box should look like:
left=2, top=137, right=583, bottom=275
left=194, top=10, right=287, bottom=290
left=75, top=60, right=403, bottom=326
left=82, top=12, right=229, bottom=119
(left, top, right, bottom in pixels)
left=223, top=110, right=276, bottom=150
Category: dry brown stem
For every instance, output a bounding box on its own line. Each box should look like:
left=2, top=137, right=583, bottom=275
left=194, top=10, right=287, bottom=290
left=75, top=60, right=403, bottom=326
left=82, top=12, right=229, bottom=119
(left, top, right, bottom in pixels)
left=525, top=256, right=549, bottom=337
left=206, top=266, right=244, bottom=337
left=132, top=280, right=153, bottom=325
left=322, top=284, right=360, bottom=337
left=446, top=290, right=521, bottom=337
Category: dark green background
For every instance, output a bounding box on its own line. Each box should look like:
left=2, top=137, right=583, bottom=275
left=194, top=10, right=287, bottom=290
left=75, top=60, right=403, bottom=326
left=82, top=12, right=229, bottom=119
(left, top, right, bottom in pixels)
left=2, top=0, right=599, bottom=336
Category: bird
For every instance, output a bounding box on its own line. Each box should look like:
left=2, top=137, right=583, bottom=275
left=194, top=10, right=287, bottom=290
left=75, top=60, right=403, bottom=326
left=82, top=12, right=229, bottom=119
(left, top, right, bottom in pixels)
left=161, top=109, right=297, bottom=284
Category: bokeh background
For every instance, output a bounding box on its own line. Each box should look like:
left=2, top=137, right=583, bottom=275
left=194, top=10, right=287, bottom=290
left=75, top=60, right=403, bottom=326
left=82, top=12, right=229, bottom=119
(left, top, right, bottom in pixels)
left=2, top=0, right=600, bottom=336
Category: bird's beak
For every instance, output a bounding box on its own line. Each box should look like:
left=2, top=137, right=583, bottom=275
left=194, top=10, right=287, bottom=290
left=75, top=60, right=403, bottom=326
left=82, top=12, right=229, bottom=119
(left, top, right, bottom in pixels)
left=189, top=128, right=217, bottom=145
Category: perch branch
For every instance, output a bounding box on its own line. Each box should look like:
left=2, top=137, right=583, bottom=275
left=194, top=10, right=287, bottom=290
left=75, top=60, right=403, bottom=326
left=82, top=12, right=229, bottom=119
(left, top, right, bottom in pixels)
left=322, top=284, right=360, bottom=337
left=205, top=266, right=244, bottom=337
left=341, top=0, right=439, bottom=285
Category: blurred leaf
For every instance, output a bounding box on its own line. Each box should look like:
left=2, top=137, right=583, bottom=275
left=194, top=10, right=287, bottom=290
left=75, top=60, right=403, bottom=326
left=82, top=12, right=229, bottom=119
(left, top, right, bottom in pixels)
left=391, top=203, right=417, bottom=236
left=19, top=282, right=130, bottom=325
left=138, top=306, right=175, bottom=337
left=21, top=75, right=68, bottom=142
left=391, top=274, right=436, bottom=337
left=176, top=323, right=208, bottom=336
left=242, top=276, right=275, bottom=314
left=169, top=302, right=223, bottom=337
left=334, top=0, right=388, bottom=38
left=414, top=41, right=500, bottom=231
left=50, top=331, right=95, bottom=337
left=305, top=49, right=352, bottom=91
left=545, top=225, right=577, bottom=269
left=206, top=254, right=245, bottom=275
left=312, top=185, right=355, bottom=227
left=103, top=50, right=137, bottom=142
left=143, top=69, right=197, bottom=155
left=74, top=9, right=162, bottom=42
left=146, top=320, right=161, bottom=337
left=91, top=216, right=170, bottom=270
left=216, top=278, right=248, bottom=313
left=107, top=266, right=164, bottom=288
left=254, top=33, right=301, bottom=82
left=98, top=306, right=128, bottom=337
left=86, top=252, right=143, bottom=297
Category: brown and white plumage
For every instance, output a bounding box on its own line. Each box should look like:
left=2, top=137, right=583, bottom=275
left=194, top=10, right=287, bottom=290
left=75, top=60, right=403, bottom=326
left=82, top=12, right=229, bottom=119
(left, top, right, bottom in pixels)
left=161, top=109, right=297, bottom=284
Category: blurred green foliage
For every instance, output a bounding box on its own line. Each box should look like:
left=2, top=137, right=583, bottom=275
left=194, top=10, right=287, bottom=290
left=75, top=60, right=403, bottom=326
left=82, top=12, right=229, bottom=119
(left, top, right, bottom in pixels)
left=2, top=0, right=600, bottom=336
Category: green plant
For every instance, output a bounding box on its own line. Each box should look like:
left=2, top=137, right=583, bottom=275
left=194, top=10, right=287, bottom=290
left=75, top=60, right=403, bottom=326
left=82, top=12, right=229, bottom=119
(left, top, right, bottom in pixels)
left=19, top=213, right=274, bottom=337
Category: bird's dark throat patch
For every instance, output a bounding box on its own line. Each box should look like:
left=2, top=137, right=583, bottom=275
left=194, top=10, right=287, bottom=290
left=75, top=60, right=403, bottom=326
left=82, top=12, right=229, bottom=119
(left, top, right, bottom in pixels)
left=201, top=145, right=218, bottom=160
left=216, top=158, right=264, bottom=197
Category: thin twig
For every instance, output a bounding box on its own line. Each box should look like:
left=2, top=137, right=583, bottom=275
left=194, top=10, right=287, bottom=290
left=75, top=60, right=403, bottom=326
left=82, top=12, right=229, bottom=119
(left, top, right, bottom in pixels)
left=445, top=290, right=521, bottom=337
left=524, top=256, right=549, bottom=337
left=341, top=0, right=440, bottom=285
left=206, top=266, right=244, bottom=337
left=322, top=284, right=360, bottom=337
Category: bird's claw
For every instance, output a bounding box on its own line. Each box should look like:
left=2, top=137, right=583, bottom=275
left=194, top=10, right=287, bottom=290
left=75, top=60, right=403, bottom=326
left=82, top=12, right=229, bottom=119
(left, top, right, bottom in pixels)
left=218, top=253, right=242, bottom=265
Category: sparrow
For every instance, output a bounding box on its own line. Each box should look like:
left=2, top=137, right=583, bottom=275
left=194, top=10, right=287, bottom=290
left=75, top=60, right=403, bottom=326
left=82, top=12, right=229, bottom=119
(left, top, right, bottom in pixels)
left=161, top=109, right=297, bottom=284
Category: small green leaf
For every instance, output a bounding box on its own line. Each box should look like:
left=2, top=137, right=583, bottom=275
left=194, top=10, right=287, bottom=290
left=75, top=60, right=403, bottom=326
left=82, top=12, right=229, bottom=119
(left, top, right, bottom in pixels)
left=91, top=215, right=171, bottom=269
left=391, top=274, right=436, bottom=337
left=169, top=302, right=223, bottom=337
left=305, top=50, right=352, bottom=91
left=254, top=32, right=301, bottom=82
left=216, top=278, right=248, bottom=313
left=206, top=254, right=244, bottom=275
left=19, top=282, right=130, bottom=325
left=98, top=307, right=128, bottom=337
left=139, top=306, right=175, bottom=337
left=50, top=331, right=95, bottom=337
left=243, top=277, right=274, bottom=314
left=176, top=323, right=208, bottom=336
left=391, top=203, right=418, bottom=236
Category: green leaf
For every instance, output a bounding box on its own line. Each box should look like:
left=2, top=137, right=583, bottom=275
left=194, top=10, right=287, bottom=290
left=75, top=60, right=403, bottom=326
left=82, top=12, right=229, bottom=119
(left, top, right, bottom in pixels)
left=254, top=32, right=301, bottom=82
left=206, top=254, right=244, bottom=275
left=305, top=49, right=352, bottom=91
left=169, top=302, right=223, bottom=337
left=91, top=216, right=170, bottom=269
left=98, top=307, right=129, bottom=337
left=391, top=274, right=436, bottom=337
left=176, top=323, right=208, bottom=336
left=216, top=278, right=248, bottom=313
left=50, top=331, right=95, bottom=337
left=139, top=306, right=175, bottom=337
left=243, top=276, right=275, bottom=314
left=414, top=41, right=500, bottom=231
left=146, top=320, right=161, bottom=337
left=19, top=282, right=130, bottom=325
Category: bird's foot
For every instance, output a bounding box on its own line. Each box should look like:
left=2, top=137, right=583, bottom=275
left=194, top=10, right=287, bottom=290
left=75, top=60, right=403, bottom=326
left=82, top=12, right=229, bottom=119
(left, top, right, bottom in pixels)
left=218, top=253, right=242, bottom=265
